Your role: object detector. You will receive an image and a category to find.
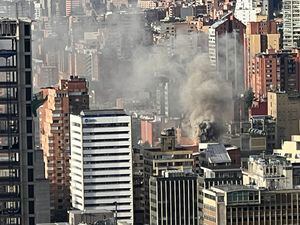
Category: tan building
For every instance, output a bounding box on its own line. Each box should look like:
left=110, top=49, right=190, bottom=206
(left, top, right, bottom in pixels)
left=38, top=76, right=89, bottom=221
left=268, top=91, right=300, bottom=147
left=138, top=0, right=157, bottom=9
left=244, top=21, right=280, bottom=90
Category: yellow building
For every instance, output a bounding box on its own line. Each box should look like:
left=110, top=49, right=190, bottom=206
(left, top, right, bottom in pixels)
left=268, top=91, right=300, bottom=147
left=274, top=135, right=300, bottom=163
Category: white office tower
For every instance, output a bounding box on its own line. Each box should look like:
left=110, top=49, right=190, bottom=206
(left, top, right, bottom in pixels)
left=70, top=110, right=134, bottom=224
left=283, top=0, right=300, bottom=48
left=234, top=0, right=257, bottom=25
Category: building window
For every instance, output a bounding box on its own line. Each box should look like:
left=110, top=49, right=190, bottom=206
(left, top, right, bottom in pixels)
left=27, top=136, right=33, bottom=149
left=25, top=72, right=31, bottom=85
left=27, top=120, right=32, bottom=133
left=26, top=104, right=31, bottom=117
left=24, top=39, right=30, bottom=52
left=24, top=25, right=31, bottom=36
left=26, top=88, right=32, bottom=101
left=28, top=201, right=34, bottom=214
left=27, top=152, right=33, bottom=166
left=28, top=185, right=34, bottom=198
left=25, top=55, right=31, bottom=68
left=29, top=217, right=35, bottom=225
left=28, top=169, right=34, bottom=182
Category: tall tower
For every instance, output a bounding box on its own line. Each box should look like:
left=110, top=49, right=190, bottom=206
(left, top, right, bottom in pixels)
left=70, top=109, right=134, bottom=225
left=283, top=0, right=300, bottom=48
left=0, top=18, right=37, bottom=225
left=38, top=76, right=89, bottom=222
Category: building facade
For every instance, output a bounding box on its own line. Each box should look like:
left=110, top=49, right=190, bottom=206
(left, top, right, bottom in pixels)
left=70, top=110, right=134, bottom=224
left=203, top=186, right=300, bottom=225
left=250, top=49, right=300, bottom=99
left=143, top=128, right=194, bottom=224
left=244, top=21, right=280, bottom=90
left=283, top=0, right=300, bottom=48
left=38, top=76, right=89, bottom=221
left=208, top=12, right=246, bottom=94
left=268, top=91, right=300, bottom=146
left=0, top=18, right=50, bottom=225
left=149, top=171, right=200, bottom=225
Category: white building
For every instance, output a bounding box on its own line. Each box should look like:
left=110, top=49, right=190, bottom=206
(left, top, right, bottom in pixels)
left=234, top=0, right=257, bottom=25
left=70, top=109, right=134, bottom=224
left=283, top=0, right=300, bottom=48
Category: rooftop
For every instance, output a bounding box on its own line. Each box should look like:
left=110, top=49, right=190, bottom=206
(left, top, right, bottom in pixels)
left=211, top=185, right=258, bottom=193
left=206, top=144, right=231, bottom=164
left=249, top=154, right=290, bottom=166
left=79, top=109, right=128, bottom=117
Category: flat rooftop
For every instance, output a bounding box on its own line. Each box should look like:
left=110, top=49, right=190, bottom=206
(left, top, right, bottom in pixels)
left=211, top=185, right=258, bottom=193
left=79, top=109, right=127, bottom=117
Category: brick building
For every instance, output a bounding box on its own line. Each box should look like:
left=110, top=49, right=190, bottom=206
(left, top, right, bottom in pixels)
left=38, top=76, right=89, bottom=221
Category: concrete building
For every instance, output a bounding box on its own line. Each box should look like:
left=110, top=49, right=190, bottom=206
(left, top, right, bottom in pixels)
left=203, top=185, right=300, bottom=225
left=249, top=115, right=276, bottom=152
left=283, top=0, right=300, bottom=48
left=268, top=91, right=300, bottom=147
left=38, top=76, right=89, bottom=221
left=243, top=155, right=293, bottom=189
left=0, top=18, right=50, bottom=225
left=70, top=110, right=134, bottom=224
left=66, top=0, right=82, bottom=16
left=234, top=0, right=275, bottom=25
left=143, top=128, right=194, bottom=224
left=208, top=12, right=246, bottom=94
left=149, top=171, right=200, bottom=225
left=203, top=154, right=299, bottom=225
left=133, top=148, right=144, bottom=225
left=250, top=49, right=300, bottom=99
left=275, top=135, right=300, bottom=163
left=274, top=135, right=300, bottom=187
left=68, top=209, right=114, bottom=225
left=194, top=143, right=242, bottom=189
left=244, top=21, right=280, bottom=89
left=234, top=0, right=258, bottom=25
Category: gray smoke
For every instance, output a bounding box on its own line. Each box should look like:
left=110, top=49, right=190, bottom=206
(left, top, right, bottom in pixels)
left=180, top=52, right=233, bottom=137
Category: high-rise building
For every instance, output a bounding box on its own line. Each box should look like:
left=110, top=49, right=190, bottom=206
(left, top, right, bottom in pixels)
left=143, top=128, right=194, bottom=224
left=38, top=76, right=89, bottom=221
left=149, top=171, right=200, bottom=225
left=234, top=0, right=276, bottom=25
left=234, top=0, right=258, bottom=25
left=268, top=91, right=300, bottom=147
left=133, top=147, right=144, bottom=225
left=244, top=21, right=280, bottom=89
left=250, top=49, right=300, bottom=99
left=0, top=18, right=49, bottom=225
left=70, top=109, right=134, bottom=224
left=208, top=12, right=246, bottom=94
left=283, top=0, right=300, bottom=48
